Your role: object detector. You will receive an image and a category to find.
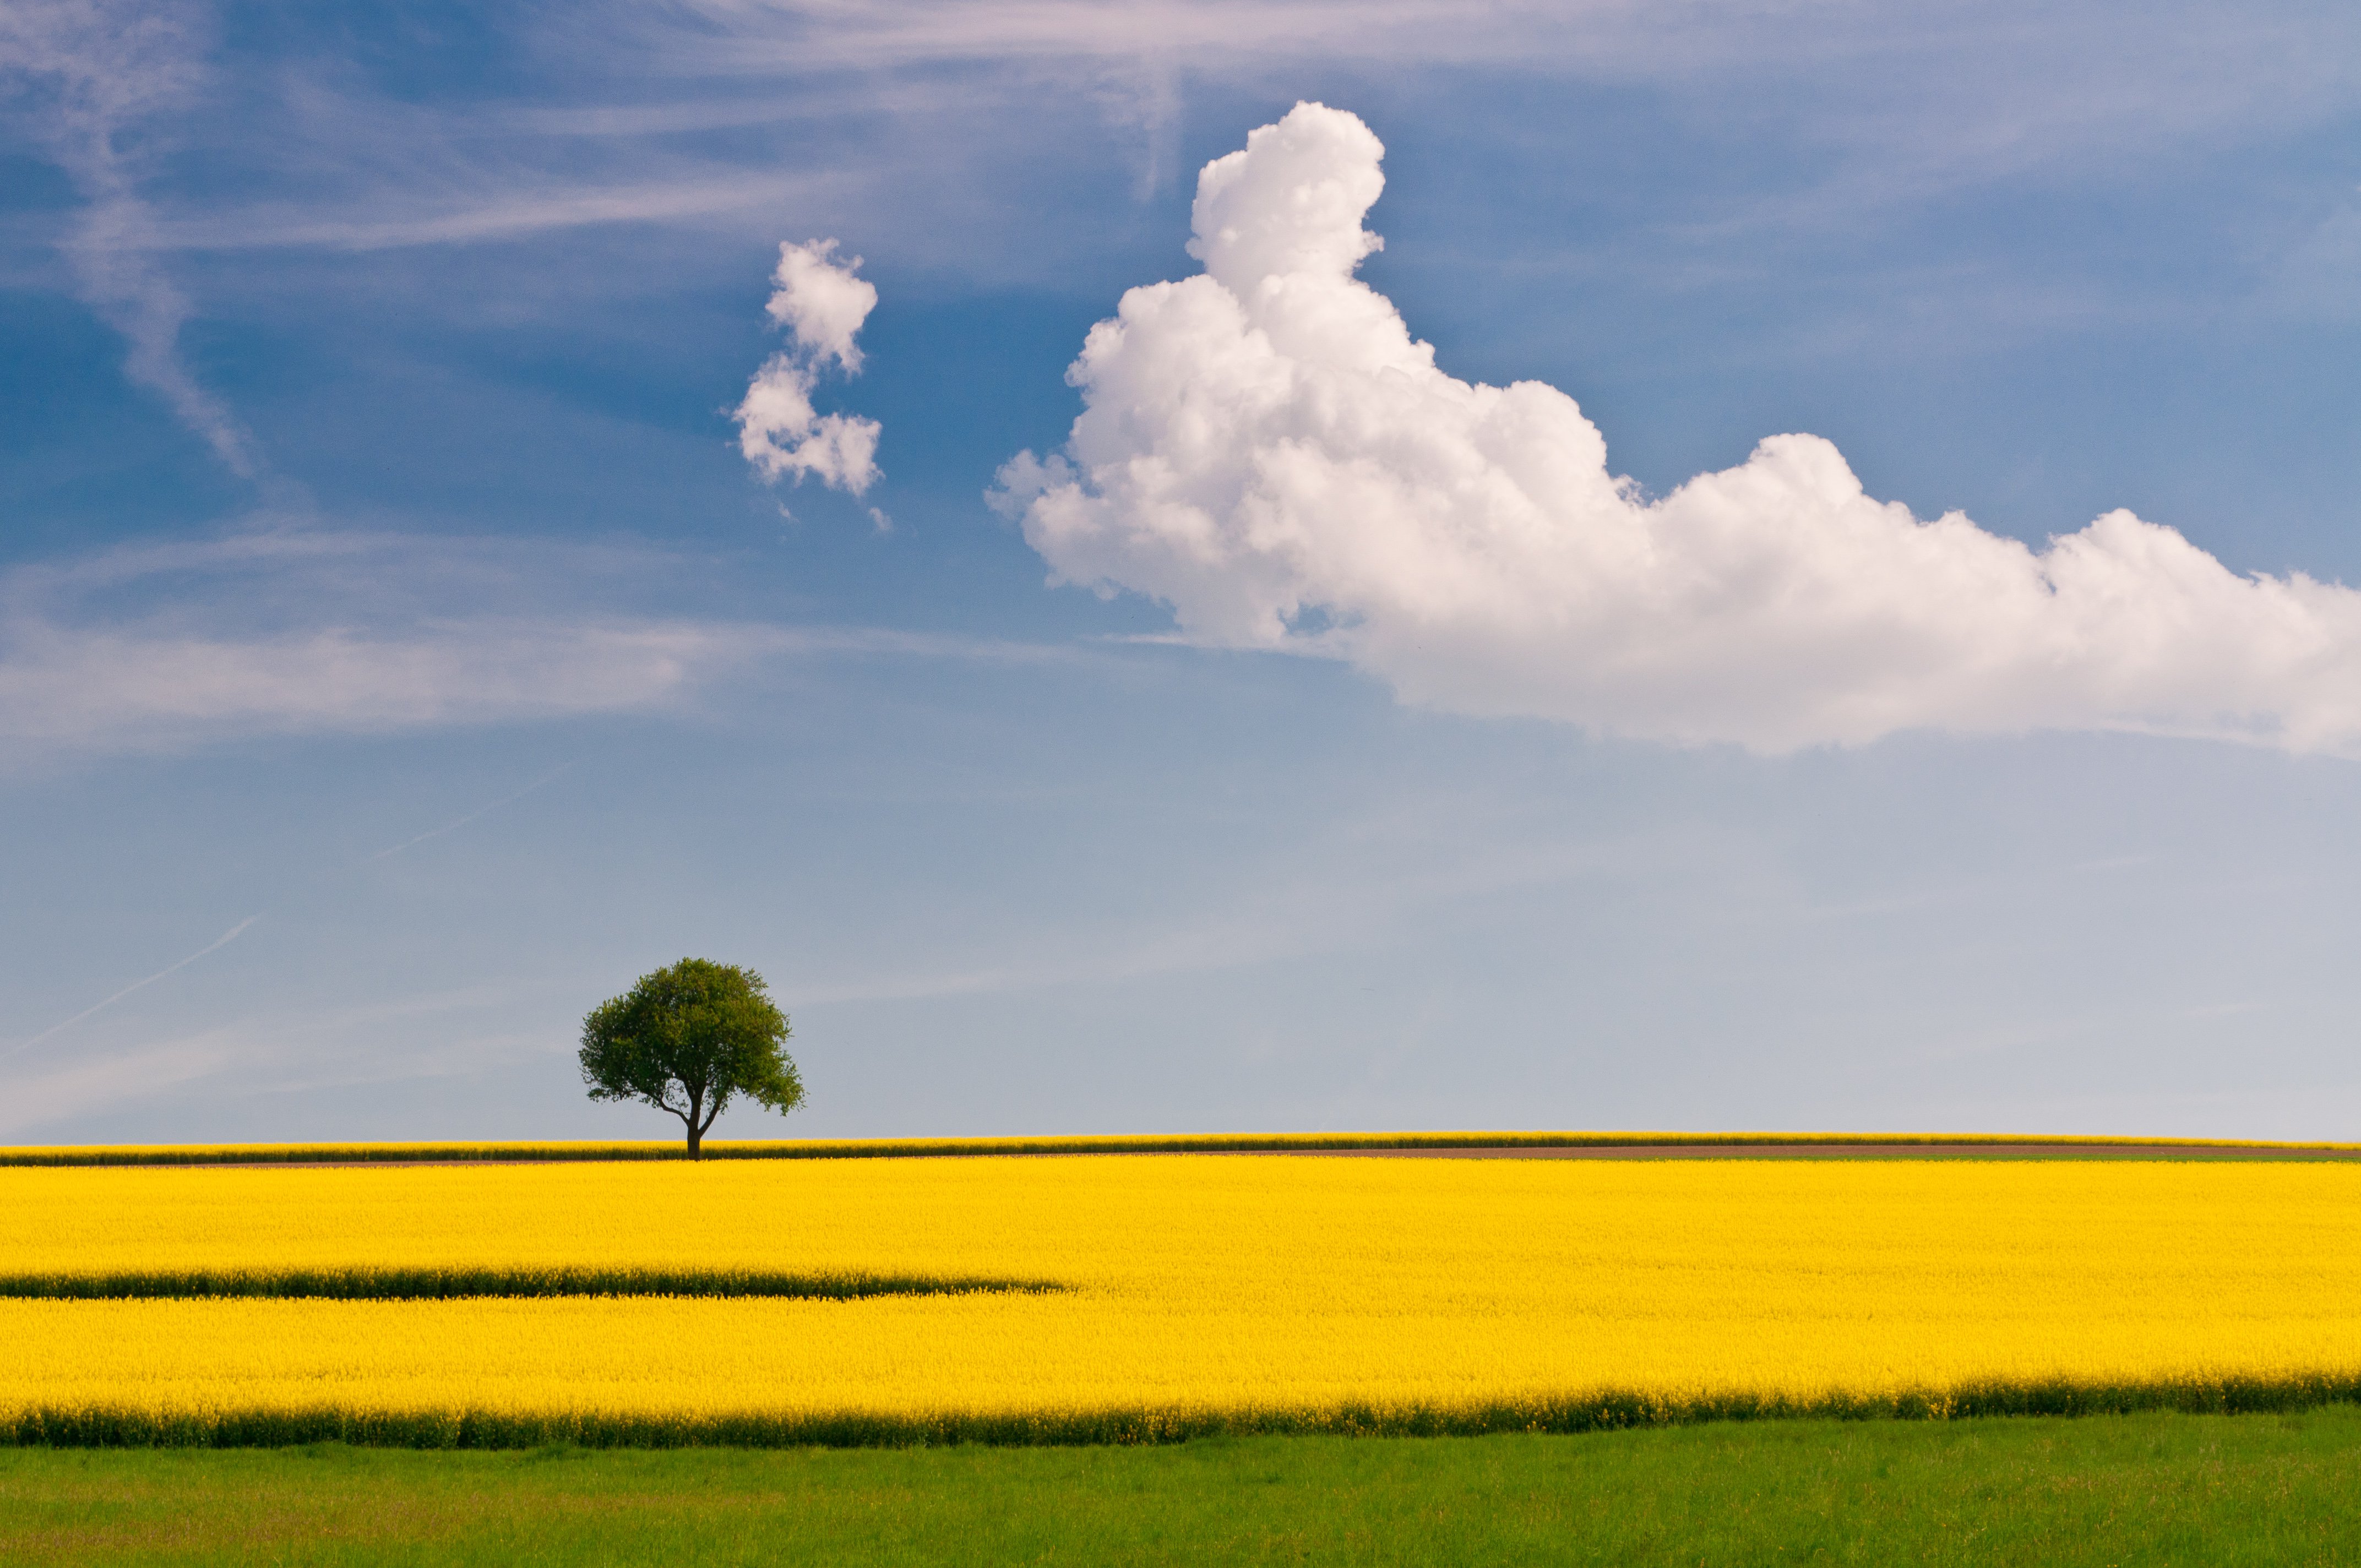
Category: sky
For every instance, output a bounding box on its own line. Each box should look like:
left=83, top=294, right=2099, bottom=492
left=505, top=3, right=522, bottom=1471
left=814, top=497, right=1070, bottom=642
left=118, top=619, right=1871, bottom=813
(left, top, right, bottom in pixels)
left=4, top=0, right=2360, bottom=1146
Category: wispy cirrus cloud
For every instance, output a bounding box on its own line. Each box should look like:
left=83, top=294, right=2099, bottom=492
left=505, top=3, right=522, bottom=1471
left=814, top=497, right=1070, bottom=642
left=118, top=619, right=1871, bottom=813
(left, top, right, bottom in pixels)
left=0, top=1029, right=251, bottom=1137
left=132, top=172, right=839, bottom=254
left=1, top=914, right=258, bottom=1059
left=0, top=0, right=259, bottom=474
left=665, top=0, right=2361, bottom=176
left=21, top=0, right=2356, bottom=333
left=0, top=530, right=770, bottom=760
left=0, top=979, right=569, bottom=1136
left=0, top=617, right=780, bottom=756
left=0, top=528, right=1084, bottom=764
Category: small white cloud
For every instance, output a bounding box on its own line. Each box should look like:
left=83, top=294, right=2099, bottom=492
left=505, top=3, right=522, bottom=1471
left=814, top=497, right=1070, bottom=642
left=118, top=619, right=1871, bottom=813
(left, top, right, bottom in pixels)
left=737, top=354, right=881, bottom=491
left=766, top=237, right=878, bottom=371
left=735, top=237, right=882, bottom=496
left=998, top=102, right=2361, bottom=755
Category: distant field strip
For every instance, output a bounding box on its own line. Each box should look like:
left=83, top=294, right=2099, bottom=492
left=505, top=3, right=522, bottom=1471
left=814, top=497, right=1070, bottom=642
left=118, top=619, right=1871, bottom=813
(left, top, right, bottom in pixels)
left=0, top=1267, right=1058, bottom=1301
left=8, top=1158, right=2361, bottom=1446
left=6, top=1131, right=2359, bottom=1166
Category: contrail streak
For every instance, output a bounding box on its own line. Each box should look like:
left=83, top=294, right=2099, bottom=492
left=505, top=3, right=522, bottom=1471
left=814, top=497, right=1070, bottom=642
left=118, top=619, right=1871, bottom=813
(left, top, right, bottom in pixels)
left=364, top=763, right=575, bottom=863
left=4, top=914, right=260, bottom=1059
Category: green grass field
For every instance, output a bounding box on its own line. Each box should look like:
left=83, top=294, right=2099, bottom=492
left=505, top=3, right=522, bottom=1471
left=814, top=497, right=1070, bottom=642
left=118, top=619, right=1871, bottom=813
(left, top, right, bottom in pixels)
left=9, top=1408, right=2361, bottom=1566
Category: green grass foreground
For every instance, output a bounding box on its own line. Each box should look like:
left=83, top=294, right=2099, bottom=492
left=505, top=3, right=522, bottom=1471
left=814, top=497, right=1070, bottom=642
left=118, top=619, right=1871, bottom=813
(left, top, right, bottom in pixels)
left=7, top=1410, right=2361, bottom=1566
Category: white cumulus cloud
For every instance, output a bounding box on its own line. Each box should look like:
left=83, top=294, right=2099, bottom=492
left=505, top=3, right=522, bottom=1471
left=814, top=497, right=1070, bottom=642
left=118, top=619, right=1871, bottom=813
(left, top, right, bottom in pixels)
left=995, top=101, right=2361, bottom=754
left=736, top=237, right=881, bottom=494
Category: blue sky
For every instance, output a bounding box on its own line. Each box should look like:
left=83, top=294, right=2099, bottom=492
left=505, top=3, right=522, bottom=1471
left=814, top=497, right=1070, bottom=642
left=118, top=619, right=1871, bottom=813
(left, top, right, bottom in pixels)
left=4, top=0, right=2360, bottom=1144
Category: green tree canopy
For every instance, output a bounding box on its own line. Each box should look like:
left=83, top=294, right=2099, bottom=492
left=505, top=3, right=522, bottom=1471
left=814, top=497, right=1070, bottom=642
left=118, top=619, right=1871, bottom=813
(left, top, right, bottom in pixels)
left=578, top=959, right=803, bottom=1157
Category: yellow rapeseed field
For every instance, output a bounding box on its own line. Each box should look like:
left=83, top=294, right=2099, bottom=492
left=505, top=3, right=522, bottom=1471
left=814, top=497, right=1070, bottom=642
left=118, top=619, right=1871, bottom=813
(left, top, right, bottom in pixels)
left=4, top=1156, right=2360, bottom=1444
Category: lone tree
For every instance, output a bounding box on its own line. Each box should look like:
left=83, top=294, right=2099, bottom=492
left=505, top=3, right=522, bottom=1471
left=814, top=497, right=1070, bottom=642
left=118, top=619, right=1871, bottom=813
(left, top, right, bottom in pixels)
left=579, top=959, right=804, bottom=1157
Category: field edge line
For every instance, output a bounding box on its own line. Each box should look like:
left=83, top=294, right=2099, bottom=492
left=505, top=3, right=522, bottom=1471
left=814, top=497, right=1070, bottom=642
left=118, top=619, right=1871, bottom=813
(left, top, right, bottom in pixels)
left=13, top=1376, right=2361, bottom=1449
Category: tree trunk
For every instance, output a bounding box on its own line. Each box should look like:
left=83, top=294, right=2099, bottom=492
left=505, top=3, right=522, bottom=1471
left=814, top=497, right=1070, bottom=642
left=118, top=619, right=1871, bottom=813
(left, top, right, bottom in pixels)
left=685, top=1088, right=704, bottom=1159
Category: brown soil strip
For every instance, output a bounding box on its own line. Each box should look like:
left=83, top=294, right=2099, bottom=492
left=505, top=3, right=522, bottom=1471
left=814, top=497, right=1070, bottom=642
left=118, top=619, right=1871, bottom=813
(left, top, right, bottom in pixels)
left=1225, top=1143, right=2361, bottom=1161
left=122, top=1161, right=587, bottom=1170
left=112, top=1142, right=2361, bottom=1168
